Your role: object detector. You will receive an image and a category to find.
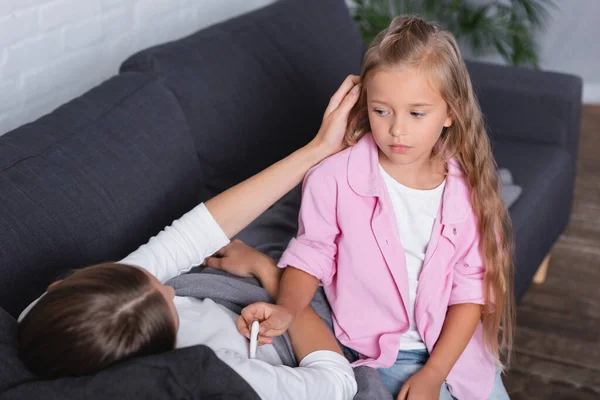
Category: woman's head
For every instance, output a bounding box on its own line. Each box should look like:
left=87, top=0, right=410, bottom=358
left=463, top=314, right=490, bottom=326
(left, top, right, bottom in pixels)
left=348, top=15, right=515, bottom=366
left=18, top=263, right=178, bottom=379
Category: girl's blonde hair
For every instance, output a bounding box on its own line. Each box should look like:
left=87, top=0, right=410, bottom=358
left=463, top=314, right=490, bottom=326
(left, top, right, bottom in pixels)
left=347, top=15, right=515, bottom=366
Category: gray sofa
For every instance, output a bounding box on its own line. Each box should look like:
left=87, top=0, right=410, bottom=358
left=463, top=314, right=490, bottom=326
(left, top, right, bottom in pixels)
left=0, top=0, right=582, bottom=397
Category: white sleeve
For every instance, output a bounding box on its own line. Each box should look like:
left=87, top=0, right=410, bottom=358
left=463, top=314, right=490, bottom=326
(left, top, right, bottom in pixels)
left=119, top=203, right=230, bottom=282
left=215, top=350, right=357, bottom=400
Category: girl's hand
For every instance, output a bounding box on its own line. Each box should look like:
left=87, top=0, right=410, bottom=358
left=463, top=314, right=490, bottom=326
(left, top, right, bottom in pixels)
left=397, top=365, right=445, bottom=400
left=204, top=239, right=271, bottom=278
left=309, top=75, right=361, bottom=157
left=236, top=302, right=296, bottom=345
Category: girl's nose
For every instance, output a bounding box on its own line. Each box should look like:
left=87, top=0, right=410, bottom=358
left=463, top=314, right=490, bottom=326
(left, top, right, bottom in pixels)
left=390, top=121, right=403, bottom=137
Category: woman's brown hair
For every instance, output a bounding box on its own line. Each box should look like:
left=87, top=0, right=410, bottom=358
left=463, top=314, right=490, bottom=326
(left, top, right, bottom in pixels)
left=18, top=263, right=177, bottom=379
left=347, top=15, right=515, bottom=367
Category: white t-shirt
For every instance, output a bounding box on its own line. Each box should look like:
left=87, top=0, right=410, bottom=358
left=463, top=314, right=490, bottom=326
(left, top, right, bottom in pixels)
left=379, top=165, right=446, bottom=351
left=20, top=203, right=357, bottom=400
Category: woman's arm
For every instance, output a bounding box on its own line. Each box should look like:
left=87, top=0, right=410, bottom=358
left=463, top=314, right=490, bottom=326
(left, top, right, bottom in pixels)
left=237, top=145, right=343, bottom=338
left=120, top=76, right=360, bottom=282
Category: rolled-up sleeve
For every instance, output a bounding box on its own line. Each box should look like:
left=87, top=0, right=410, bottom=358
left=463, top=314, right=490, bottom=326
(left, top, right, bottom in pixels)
left=449, top=236, right=486, bottom=306
left=278, top=166, right=339, bottom=285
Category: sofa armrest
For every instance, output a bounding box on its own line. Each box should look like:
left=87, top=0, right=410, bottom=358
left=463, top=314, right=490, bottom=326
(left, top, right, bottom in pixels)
left=466, top=60, right=583, bottom=161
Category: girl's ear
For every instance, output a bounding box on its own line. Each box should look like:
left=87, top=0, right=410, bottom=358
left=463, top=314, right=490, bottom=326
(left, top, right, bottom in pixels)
left=443, top=116, right=453, bottom=128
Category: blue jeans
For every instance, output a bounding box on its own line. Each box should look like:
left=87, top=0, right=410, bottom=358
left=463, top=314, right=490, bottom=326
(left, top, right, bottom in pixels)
left=376, top=349, right=510, bottom=399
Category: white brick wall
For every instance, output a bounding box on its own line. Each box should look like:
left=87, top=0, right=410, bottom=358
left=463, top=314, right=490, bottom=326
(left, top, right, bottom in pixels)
left=0, top=0, right=276, bottom=136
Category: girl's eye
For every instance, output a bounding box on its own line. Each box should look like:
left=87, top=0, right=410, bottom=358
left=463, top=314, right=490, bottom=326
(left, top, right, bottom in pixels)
left=374, top=109, right=389, bottom=116
left=411, top=112, right=425, bottom=118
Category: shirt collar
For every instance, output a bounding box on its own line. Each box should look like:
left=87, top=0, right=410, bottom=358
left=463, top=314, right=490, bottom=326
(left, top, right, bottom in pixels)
left=347, top=133, right=470, bottom=224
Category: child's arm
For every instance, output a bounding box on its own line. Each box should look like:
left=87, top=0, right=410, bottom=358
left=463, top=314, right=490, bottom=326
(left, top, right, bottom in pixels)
left=425, top=304, right=482, bottom=377
left=397, top=304, right=481, bottom=400
left=278, top=267, right=321, bottom=320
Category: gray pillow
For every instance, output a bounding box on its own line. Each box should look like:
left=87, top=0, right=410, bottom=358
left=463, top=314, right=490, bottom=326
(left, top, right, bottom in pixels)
left=499, top=168, right=522, bottom=209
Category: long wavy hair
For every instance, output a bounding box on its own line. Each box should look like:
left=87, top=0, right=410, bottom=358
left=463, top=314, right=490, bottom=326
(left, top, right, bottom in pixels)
left=347, top=15, right=515, bottom=366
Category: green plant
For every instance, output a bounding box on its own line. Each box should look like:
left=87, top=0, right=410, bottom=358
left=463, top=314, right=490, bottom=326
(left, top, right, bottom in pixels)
left=350, top=0, right=555, bottom=68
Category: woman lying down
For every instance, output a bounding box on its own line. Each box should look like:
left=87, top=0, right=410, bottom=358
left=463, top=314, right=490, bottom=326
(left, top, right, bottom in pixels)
left=17, top=77, right=362, bottom=400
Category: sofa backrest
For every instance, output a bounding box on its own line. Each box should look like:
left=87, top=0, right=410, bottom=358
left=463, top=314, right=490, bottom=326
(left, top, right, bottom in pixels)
left=467, top=60, right=583, bottom=163
left=0, top=72, right=202, bottom=317
left=121, top=0, right=364, bottom=198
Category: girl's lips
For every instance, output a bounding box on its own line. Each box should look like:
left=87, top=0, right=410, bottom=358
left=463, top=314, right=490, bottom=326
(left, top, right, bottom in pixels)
left=390, top=144, right=411, bottom=154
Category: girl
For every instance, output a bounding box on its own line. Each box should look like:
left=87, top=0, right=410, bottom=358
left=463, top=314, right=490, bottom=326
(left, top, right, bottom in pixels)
left=239, top=16, right=515, bottom=400
left=17, top=76, right=361, bottom=400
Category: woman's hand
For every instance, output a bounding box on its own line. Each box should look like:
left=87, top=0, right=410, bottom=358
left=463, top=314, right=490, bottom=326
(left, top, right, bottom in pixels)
left=397, top=365, right=445, bottom=400
left=236, top=302, right=296, bottom=345
left=204, top=239, right=271, bottom=278
left=207, top=240, right=295, bottom=345
left=309, top=74, right=361, bottom=157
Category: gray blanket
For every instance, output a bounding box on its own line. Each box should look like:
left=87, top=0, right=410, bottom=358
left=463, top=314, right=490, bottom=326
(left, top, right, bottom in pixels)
left=166, top=267, right=393, bottom=400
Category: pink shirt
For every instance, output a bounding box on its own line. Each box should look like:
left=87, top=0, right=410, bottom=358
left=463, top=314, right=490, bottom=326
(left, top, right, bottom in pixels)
left=278, top=134, right=496, bottom=400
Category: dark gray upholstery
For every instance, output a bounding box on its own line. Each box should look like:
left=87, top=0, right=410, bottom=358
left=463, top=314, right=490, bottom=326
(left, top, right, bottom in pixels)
left=493, top=139, right=574, bottom=299
left=0, top=72, right=202, bottom=319
left=121, top=0, right=364, bottom=199
left=468, top=60, right=582, bottom=159
left=467, top=60, right=582, bottom=299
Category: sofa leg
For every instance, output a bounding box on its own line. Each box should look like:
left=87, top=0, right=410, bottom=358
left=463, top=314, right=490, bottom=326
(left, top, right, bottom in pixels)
left=533, top=254, right=551, bottom=284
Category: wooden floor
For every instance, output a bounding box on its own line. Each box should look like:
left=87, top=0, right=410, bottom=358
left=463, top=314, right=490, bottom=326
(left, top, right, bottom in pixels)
left=503, top=105, right=600, bottom=399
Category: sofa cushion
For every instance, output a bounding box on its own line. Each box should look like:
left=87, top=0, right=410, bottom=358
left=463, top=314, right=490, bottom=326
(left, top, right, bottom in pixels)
left=0, top=72, right=202, bottom=318
left=492, top=139, right=574, bottom=299
left=0, top=307, right=260, bottom=399
left=121, top=0, right=364, bottom=199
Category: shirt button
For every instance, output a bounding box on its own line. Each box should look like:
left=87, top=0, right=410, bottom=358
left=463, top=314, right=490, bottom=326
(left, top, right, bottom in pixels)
left=453, top=228, right=457, bottom=235
left=385, top=238, right=389, bottom=245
